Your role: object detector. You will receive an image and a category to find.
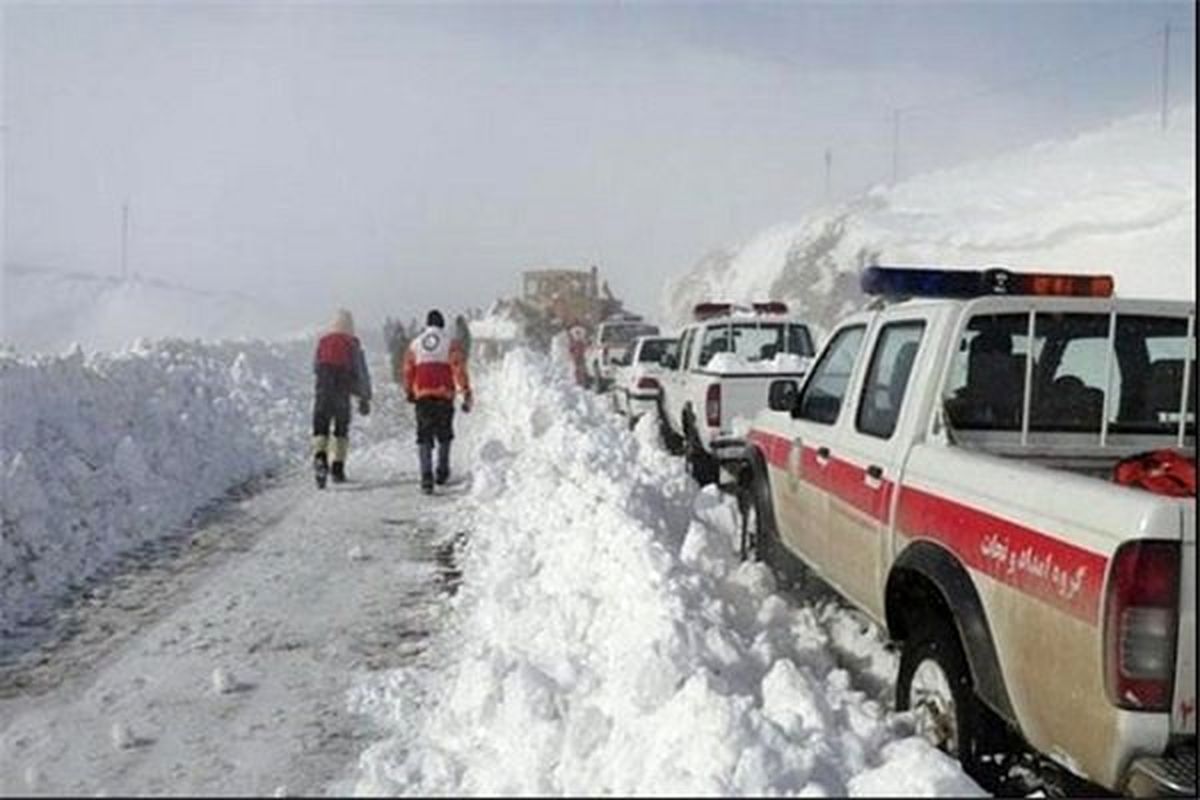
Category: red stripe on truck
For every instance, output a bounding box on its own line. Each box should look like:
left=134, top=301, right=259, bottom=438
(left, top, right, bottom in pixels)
left=747, top=428, right=1107, bottom=624
left=895, top=485, right=1107, bottom=624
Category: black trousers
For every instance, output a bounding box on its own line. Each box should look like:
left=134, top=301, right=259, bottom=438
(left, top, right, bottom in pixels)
left=313, top=390, right=351, bottom=438
left=415, top=398, right=455, bottom=445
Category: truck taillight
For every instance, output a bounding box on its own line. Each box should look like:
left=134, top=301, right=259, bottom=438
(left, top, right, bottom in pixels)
left=705, top=384, right=721, bottom=428
left=636, top=377, right=660, bottom=391
left=1104, top=540, right=1180, bottom=711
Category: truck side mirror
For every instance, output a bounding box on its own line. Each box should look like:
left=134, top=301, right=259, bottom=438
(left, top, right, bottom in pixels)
left=768, top=379, right=799, bottom=412
left=660, top=353, right=678, bottom=370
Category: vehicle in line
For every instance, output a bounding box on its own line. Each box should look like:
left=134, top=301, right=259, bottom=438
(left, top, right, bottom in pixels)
left=586, top=315, right=660, bottom=391
left=657, top=302, right=815, bottom=484
left=611, top=335, right=678, bottom=423
left=740, top=265, right=1195, bottom=796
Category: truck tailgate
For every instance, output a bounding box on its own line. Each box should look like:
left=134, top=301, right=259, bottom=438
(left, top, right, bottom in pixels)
left=1173, top=500, right=1196, bottom=736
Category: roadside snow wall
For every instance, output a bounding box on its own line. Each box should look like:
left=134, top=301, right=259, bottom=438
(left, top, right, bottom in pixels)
left=0, top=338, right=311, bottom=635
left=353, top=348, right=984, bottom=796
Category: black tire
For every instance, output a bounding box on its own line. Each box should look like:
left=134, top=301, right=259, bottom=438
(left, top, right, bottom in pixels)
left=656, top=401, right=684, bottom=455
left=687, top=446, right=719, bottom=486
left=896, top=619, right=1006, bottom=785
left=682, top=411, right=719, bottom=486
left=748, top=471, right=792, bottom=584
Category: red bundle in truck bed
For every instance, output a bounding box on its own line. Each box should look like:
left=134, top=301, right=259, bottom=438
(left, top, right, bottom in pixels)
left=1114, top=449, right=1197, bottom=498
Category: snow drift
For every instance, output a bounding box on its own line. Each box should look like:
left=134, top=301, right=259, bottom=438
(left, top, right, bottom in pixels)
left=352, top=349, right=983, bottom=796
left=0, top=265, right=301, bottom=354
left=663, top=106, right=1196, bottom=334
left=0, top=337, right=314, bottom=634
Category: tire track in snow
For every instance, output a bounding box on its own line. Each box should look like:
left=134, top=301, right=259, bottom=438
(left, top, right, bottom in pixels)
left=0, top=426, right=464, bottom=796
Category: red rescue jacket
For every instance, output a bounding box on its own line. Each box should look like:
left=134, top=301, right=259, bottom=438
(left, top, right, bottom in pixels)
left=402, top=327, right=471, bottom=401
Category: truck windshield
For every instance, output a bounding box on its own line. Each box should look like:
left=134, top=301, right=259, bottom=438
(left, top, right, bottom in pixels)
left=638, top=339, right=674, bottom=363
left=944, top=311, right=1195, bottom=438
left=602, top=323, right=659, bottom=346
left=698, top=323, right=814, bottom=366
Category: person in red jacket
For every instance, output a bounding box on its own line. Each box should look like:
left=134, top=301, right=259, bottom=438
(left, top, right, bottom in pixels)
left=312, top=309, right=372, bottom=488
left=402, top=309, right=472, bottom=494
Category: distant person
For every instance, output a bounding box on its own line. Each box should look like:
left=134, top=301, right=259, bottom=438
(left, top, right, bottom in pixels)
left=454, top=314, right=472, bottom=361
left=403, top=309, right=472, bottom=494
left=568, top=324, right=588, bottom=386
left=312, top=308, right=372, bottom=488
left=387, top=318, right=411, bottom=384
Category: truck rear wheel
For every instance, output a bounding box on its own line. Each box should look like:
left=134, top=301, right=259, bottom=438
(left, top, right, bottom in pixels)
left=897, top=620, right=1003, bottom=784
left=683, top=414, right=719, bottom=486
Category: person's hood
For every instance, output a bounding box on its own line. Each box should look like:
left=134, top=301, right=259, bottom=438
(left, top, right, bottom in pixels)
left=329, top=308, right=355, bottom=335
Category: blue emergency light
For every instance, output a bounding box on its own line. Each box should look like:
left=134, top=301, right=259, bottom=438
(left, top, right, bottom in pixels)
left=860, top=265, right=1114, bottom=299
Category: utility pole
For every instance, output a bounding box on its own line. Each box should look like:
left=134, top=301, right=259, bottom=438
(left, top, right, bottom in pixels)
left=1160, top=20, right=1171, bottom=131
left=121, top=201, right=130, bottom=281
left=891, top=109, right=901, bottom=185
left=824, top=147, right=833, bottom=202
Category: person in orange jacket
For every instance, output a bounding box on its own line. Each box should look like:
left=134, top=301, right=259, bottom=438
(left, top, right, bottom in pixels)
left=402, top=309, right=472, bottom=493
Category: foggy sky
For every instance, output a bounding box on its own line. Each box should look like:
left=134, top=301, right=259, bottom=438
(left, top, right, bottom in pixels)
left=3, top=1, right=1196, bottom=330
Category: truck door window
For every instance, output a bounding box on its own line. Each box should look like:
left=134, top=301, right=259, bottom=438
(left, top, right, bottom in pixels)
left=796, top=325, right=866, bottom=425
left=856, top=322, right=926, bottom=439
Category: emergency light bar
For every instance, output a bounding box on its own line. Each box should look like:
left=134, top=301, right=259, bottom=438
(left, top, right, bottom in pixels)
left=860, top=265, right=1114, bottom=299
left=693, top=301, right=789, bottom=320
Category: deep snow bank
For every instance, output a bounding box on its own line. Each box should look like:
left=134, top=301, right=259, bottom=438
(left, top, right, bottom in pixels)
left=0, top=337, right=313, bottom=634
left=664, top=106, right=1196, bottom=333
left=352, top=349, right=982, bottom=796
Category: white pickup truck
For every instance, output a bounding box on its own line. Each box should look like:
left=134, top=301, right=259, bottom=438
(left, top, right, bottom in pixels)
left=741, top=266, right=1195, bottom=795
left=586, top=316, right=660, bottom=392
left=611, top=335, right=678, bottom=423
left=658, top=302, right=815, bottom=485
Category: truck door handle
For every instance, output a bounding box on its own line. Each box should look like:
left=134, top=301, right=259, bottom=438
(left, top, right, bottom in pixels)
left=866, top=464, right=883, bottom=479
left=815, top=446, right=831, bottom=467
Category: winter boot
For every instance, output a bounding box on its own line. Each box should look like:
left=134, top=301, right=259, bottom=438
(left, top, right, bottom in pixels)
left=313, top=446, right=329, bottom=490
left=330, top=437, right=349, bottom=484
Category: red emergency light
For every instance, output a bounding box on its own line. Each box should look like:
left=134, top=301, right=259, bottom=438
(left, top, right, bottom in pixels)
left=693, top=302, right=733, bottom=320
left=693, top=301, right=789, bottom=320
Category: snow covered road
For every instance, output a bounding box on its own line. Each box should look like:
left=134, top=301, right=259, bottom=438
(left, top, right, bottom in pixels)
left=0, top=432, right=463, bottom=796
left=2, top=345, right=990, bottom=797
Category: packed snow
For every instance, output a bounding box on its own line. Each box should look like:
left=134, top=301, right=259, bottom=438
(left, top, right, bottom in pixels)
left=0, top=337, right=317, bottom=634
left=351, top=348, right=983, bottom=796
left=663, top=106, right=1196, bottom=332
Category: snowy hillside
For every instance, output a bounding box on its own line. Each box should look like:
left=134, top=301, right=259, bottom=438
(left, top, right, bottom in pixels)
left=0, top=265, right=301, bottom=354
left=0, top=338, right=314, bottom=635
left=663, top=106, right=1196, bottom=334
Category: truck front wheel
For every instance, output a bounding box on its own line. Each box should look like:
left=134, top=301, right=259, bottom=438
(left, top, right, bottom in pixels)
left=897, top=621, right=1001, bottom=783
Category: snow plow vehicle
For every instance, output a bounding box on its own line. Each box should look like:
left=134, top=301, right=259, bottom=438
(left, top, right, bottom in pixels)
left=658, top=302, right=815, bottom=485
left=740, top=265, right=1196, bottom=795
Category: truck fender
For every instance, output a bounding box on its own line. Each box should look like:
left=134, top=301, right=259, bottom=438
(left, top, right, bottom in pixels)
left=886, top=541, right=1017, bottom=726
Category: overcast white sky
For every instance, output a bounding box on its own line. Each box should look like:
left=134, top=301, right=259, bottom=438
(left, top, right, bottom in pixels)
left=2, top=1, right=1196, bottom=329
